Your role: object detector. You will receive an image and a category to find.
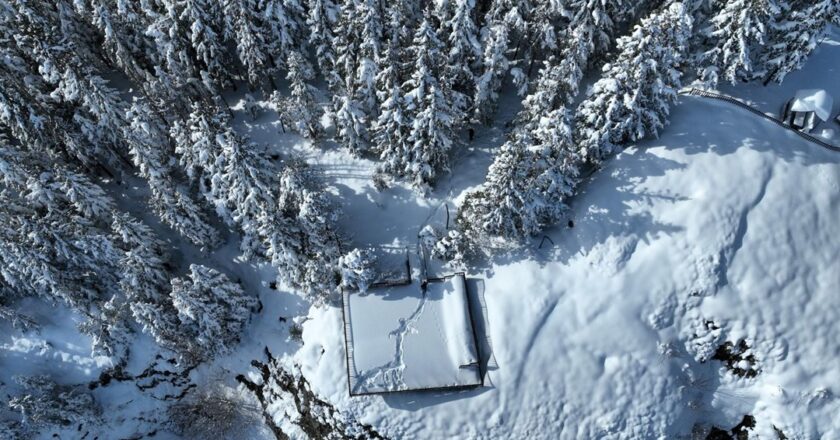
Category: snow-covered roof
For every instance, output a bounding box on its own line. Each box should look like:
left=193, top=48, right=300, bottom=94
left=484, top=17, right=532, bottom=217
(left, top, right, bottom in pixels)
left=790, top=89, right=834, bottom=121
left=342, top=273, right=481, bottom=395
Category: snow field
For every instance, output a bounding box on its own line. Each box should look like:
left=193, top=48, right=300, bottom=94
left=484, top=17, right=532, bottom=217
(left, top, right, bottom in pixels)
left=295, top=33, right=840, bottom=439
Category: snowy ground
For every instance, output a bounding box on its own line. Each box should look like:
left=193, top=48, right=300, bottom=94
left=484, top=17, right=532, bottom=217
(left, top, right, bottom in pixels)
left=3, top=27, right=838, bottom=440
left=296, top=30, right=840, bottom=440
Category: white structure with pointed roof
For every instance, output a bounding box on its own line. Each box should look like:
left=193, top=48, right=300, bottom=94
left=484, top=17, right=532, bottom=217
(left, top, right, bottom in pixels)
left=783, top=89, right=834, bottom=132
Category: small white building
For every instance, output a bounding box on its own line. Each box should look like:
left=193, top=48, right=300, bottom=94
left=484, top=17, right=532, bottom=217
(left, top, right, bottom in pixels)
left=782, top=89, right=834, bottom=133
left=342, top=272, right=482, bottom=395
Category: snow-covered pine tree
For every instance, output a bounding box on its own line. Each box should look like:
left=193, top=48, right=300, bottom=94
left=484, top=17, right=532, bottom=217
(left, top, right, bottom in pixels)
left=697, top=0, right=783, bottom=86
left=330, top=0, right=380, bottom=155
left=439, top=0, right=482, bottom=119
left=0, top=140, right=116, bottom=222
left=0, top=145, right=122, bottom=309
left=263, top=0, right=308, bottom=73
left=565, top=0, right=635, bottom=60
left=76, top=213, right=166, bottom=358
left=54, top=0, right=106, bottom=68
left=576, top=2, right=693, bottom=163
left=558, top=0, right=659, bottom=84
left=333, top=94, right=369, bottom=156
left=0, top=198, right=77, bottom=303
left=213, top=131, right=278, bottom=260
left=551, top=30, right=590, bottom=105
left=129, top=300, right=186, bottom=354
left=173, top=103, right=341, bottom=301
left=457, top=135, right=543, bottom=244
left=285, top=51, right=322, bottom=139
left=262, top=160, right=341, bottom=302
left=402, top=16, right=458, bottom=191
left=111, top=214, right=170, bottom=309
left=69, top=75, right=133, bottom=167
left=268, top=90, right=294, bottom=132
left=429, top=228, right=469, bottom=264
left=529, top=0, right=564, bottom=59
left=0, top=66, right=88, bottom=166
left=354, top=0, right=384, bottom=116
left=471, top=0, right=569, bottom=120
left=515, top=58, right=566, bottom=131
left=140, top=0, right=236, bottom=99
left=333, top=0, right=362, bottom=84
left=382, top=0, right=416, bottom=47
left=18, top=19, right=133, bottom=168
left=472, top=10, right=510, bottom=123
left=493, top=0, right=533, bottom=96
left=126, top=99, right=220, bottom=247
left=183, top=0, right=235, bottom=92
left=223, top=0, right=274, bottom=90
left=146, top=0, right=200, bottom=91
left=170, top=264, right=256, bottom=359
left=9, top=376, right=100, bottom=431
left=176, top=106, right=246, bottom=218
left=174, top=104, right=275, bottom=259
left=457, top=106, right=578, bottom=246
left=107, top=213, right=186, bottom=355
left=172, top=105, right=219, bottom=187
left=0, top=195, right=119, bottom=309
left=338, top=248, right=377, bottom=293
left=78, top=294, right=133, bottom=359
left=531, top=107, right=581, bottom=212
left=372, top=40, right=411, bottom=183
left=306, top=0, right=341, bottom=91
left=71, top=0, right=153, bottom=85
left=760, top=0, right=839, bottom=84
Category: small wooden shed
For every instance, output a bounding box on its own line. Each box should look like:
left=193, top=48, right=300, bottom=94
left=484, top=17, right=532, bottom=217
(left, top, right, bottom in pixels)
left=782, top=89, right=834, bottom=133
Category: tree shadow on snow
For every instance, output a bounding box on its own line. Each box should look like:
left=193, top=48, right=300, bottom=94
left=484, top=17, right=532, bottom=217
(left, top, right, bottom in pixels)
left=472, top=89, right=837, bottom=279
left=331, top=182, right=434, bottom=247
left=670, top=97, right=838, bottom=166
left=471, top=150, right=688, bottom=277
left=380, top=385, right=493, bottom=411
left=464, top=278, right=500, bottom=377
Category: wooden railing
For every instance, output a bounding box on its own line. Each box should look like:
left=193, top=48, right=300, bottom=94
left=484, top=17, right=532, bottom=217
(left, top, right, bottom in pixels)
left=679, top=87, right=840, bottom=153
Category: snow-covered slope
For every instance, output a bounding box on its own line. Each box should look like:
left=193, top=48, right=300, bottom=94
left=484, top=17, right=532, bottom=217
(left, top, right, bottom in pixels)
left=296, top=32, right=840, bottom=439
left=3, top=21, right=838, bottom=440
